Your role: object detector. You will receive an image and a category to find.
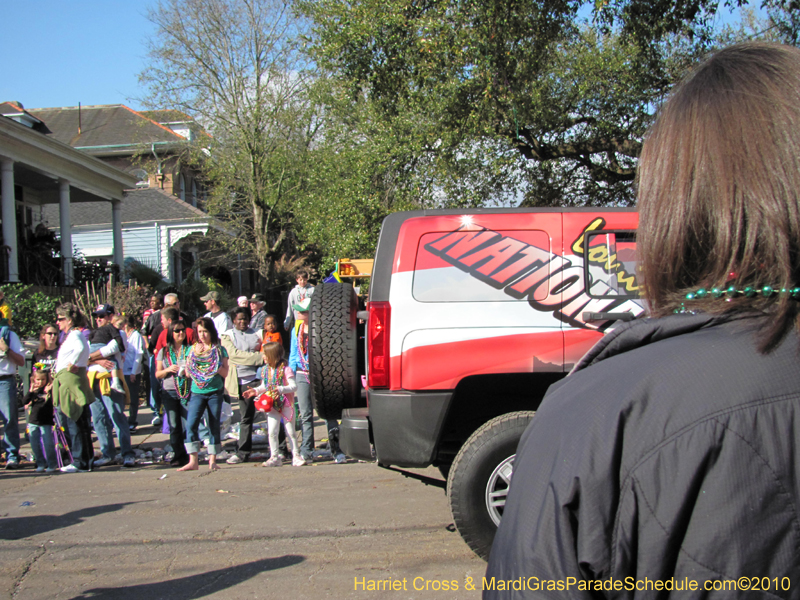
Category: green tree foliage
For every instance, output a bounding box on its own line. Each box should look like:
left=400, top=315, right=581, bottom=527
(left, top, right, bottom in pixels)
left=302, top=0, right=792, bottom=206
left=3, top=285, right=61, bottom=340
left=139, top=0, right=796, bottom=275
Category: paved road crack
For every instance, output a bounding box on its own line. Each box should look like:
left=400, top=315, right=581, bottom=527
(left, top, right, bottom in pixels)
left=12, top=546, right=46, bottom=599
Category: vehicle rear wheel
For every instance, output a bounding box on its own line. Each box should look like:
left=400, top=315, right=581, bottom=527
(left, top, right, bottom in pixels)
left=308, top=282, right=360, bottom=420
left=447, top=411, right=536, bottom=560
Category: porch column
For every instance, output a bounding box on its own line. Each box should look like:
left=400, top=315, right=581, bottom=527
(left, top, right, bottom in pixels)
left=59, top=179, right=73, bottom=285
left=1, top=160, right=18, bottom=283
left=111, top=199, right=123, bottom=271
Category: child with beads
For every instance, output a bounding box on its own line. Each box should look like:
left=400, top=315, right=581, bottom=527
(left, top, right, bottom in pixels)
left=24, top=365, right=58, bottom=472
left=242, top=342, right=305, bottom=467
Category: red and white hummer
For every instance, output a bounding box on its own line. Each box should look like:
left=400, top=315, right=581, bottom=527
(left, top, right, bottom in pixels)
left=309, top=208, right=642, bottom=558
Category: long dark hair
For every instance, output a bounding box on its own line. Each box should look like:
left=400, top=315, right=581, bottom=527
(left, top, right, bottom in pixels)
left=166, top=321, right=190, bottom=347
left=194, top=317, right=220, bottom=345
left=638, top=42, right=800, bottom=352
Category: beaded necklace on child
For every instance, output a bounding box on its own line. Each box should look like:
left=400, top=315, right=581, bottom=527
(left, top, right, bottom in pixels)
left=186, top=343, right=221, bottom=389
left=265, top=360, right=286, bottom=409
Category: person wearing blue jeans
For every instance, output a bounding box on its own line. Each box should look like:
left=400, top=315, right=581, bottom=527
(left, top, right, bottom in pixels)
left=161, top=390, right=190, bottom=466
left=288, top=301, right=345, bottom=463
left=0, top=330, right=26, bottom=468
left=184, top=389, right=223, bottom=460
left=148, top=354, right=163, bottom=424
left=89, top=383, right=135, bottom=467
left=24, top=367, right=58, bottom=472
left=155, top=321, right=192, bottom=467
left=28, top=424, right=57, bottom=471
left=178, top=317, right=229, bottom=471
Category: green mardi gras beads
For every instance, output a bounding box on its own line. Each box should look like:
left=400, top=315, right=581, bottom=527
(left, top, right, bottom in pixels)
left=684, top=285, right=798, bottom=301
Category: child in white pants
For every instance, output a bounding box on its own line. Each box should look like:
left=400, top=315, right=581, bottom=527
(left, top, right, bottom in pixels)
left=243, top=342, right=305, bottom=467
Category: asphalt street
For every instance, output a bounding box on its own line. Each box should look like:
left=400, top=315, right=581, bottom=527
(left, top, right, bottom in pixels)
left=0, top=412, right=486, bottom=600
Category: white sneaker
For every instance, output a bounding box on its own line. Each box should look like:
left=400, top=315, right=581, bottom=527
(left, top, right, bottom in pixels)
left=334, top=453, right=347, bottom=464
left=292, top=455, right=307, bottom=467
left=151, top=416, right=162, bottom=426
left=45, top=468, right=57, bottom=473
left=111, top=379, right=125, bottom=393
left=60, top=464, right=86, bottom=473
left=93, top=457, right=113, bottom=467
left=123, top=457, right=135, bottom=468
left=35, top=466, right=45, bottom=473
left=226, top=455, right=242, bottom=464
left=262, top=456, right=282, bottom=467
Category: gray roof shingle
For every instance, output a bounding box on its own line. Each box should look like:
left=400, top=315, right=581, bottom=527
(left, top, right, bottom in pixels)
left=28, top=105, right=185, bottom=149
left=43, top=187, right=209, bottom=228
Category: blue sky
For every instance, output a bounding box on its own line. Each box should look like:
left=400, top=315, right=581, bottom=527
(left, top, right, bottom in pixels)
left=1, top=1, right=154, bottom=111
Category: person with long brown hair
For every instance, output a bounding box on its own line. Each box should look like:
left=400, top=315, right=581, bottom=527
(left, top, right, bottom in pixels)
left=155, top=320, right=192, bottom=467
left=179, top=317, right=228, bottom=471
left=486, top=43, right=800, bottom=595
left=33, top=323, right=60, bottom=372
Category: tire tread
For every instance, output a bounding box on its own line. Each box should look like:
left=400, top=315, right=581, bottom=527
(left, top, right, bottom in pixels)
left=447, top=411, right=536, bottom=559
left=309, top=282, right=359, bottom=420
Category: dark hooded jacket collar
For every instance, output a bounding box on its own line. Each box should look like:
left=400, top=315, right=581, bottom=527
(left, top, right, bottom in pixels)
left=571, top=312, right=756, bottom=374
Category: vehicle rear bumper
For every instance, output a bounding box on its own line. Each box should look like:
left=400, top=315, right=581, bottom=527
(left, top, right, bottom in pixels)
left=341, top=390, right=451, bottom=468
left=341, top=408, right=373, bottom=461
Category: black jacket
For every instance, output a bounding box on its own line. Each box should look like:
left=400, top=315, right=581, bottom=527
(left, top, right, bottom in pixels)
left=486, top=313, right=800, bottom=599
left=24, top=390, right=54, bottom=426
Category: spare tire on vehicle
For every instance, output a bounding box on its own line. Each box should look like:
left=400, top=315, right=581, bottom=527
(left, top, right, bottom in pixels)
left=308, top=282, right=360, bottom=420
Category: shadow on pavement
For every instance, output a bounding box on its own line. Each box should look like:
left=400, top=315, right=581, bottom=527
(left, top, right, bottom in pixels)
left=68, top=555, right=305, bottom=599
left=0, top=502, right=138, bottom=540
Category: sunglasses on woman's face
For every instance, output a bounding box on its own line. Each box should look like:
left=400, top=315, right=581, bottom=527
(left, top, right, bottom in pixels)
left=45, top=332, right=57, bottom=336
left=173, top=328, right=186, bottom=334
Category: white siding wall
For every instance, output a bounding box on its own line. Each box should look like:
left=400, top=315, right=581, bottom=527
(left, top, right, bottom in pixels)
left=73, top=226, right=159, bottom=268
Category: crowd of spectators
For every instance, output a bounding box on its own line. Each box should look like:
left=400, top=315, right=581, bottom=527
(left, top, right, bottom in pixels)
left=0, top=271, right=349, bottom=473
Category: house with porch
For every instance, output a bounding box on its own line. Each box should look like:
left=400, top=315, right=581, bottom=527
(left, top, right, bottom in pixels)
left=0, top=102, right=136, bottom=284
left=1, top=101, right=256, bottom=292
left=29, top=103, right=221, bottom=286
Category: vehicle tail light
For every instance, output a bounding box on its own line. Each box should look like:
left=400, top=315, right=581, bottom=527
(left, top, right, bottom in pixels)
left=367, top=301, right=390, bottom=388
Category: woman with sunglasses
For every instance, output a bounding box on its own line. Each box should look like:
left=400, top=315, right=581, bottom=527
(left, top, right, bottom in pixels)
left=180, top=317, right=229, bottom=471
left=33, top=324, right=60, bottom=373
left=155, top=320, right=192, bottom=467
left=52, top=303, right=95, bottom=473
left=34, top=322, right=75, bottom=463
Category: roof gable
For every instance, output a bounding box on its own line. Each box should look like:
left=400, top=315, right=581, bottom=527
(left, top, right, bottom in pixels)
left=0, top=101, right=50, bottom=133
